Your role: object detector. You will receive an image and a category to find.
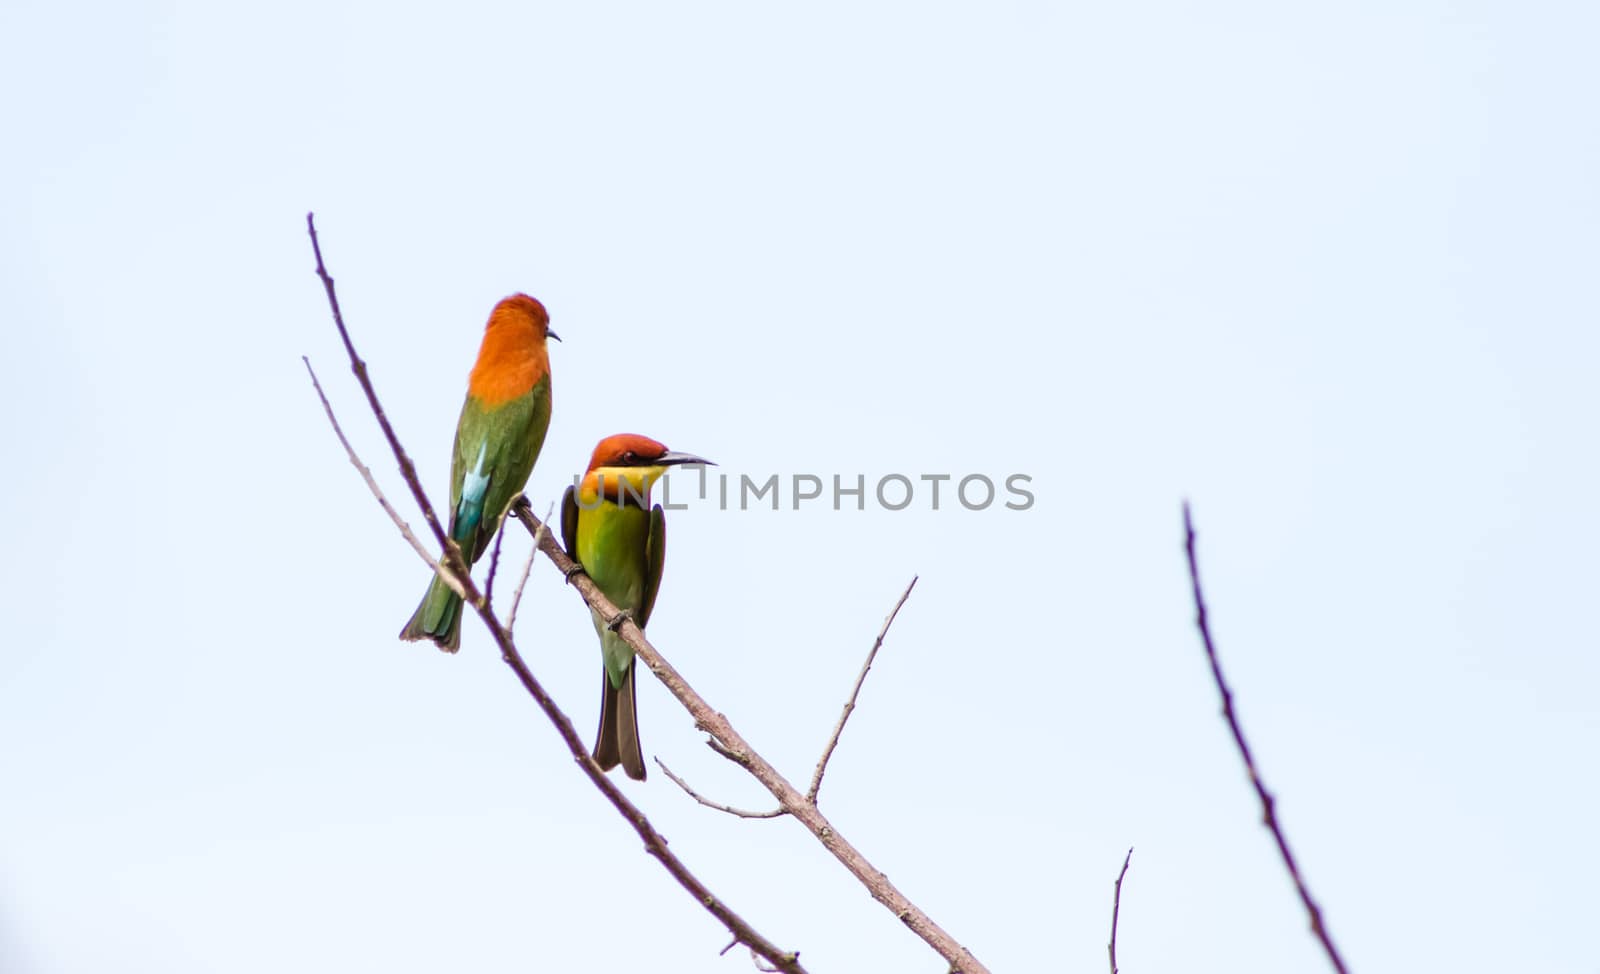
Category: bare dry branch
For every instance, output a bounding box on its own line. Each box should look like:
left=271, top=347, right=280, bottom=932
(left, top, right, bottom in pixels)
left=655, top=758, right=785, bottom=819
left=306, top=214, right=470, bottom=593
left=655, top=576, right=917, bottom=821
left=306, top=214, right=807, bottom=974
left=1108, top=847, right=1132, bottom=974
left=301, top=356, right=465, bottom=600
left=509, top=497, right=989, bottom=974
left=1183, top=502, right=1350, bottom=974
left=506, top=500, right=552, bottom=634
left=483, top=516, right=507, bottom=607
left=808, top=576, right=918, bottom=804
left=705, top=735, right=746, bottom=764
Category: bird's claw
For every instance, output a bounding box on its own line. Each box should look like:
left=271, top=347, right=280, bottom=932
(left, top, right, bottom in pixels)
left=563, top=563, right=588, bottom=583
left=606, top=609, right=634, bottom=632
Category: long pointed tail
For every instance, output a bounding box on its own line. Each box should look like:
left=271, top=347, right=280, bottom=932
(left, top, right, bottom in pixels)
left=594, top=664, right=645, bottom=780
left=398, top=572, right=464, bottom=652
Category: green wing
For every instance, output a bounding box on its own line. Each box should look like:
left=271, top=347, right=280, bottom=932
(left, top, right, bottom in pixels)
left=638, top=504, right=666, bottom=628
left=446, top=377, right=552, bottom=564
left=560, top=484, right=580, bottom=561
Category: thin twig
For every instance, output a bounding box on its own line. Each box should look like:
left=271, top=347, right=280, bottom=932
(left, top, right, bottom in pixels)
left=808, top=576, right=918, bottom=803
left=1108, top=847, right=1132, bottom=974
left=484, top=518, right=507, bottom=607
left=704, top=735, right=746, bottom=765
left=655, top=758, right=785, bottom=819
left=507, top=502, right=552, bottom=633
left=307, top=214, right=470, bottom=592
left=1183, top=502, right=1350, bottom=974
left=656, top=575, right=915, bottom=812
left=655, top=570, right=916, bottom=821
left=509, top=506, right=989, bottom=974
left=307, top=215, right=806, bottom=974
left=666, top=577, right=917, bottom=829
left=301, top=356, right=464, bottom=599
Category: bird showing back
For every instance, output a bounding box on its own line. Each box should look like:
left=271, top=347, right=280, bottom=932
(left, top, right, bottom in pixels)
left=400, top=294, right=558, bottom=652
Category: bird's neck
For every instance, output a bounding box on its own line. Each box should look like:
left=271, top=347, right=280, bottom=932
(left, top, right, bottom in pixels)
left=467, top=322, right=549, bottom=406
left=580, top=467, right=664, bottom=509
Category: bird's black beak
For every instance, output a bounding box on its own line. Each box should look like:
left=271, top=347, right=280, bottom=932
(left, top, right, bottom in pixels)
left=658, top=451, right=714, bottom=467
left=547, top=329, right=562, bottom=342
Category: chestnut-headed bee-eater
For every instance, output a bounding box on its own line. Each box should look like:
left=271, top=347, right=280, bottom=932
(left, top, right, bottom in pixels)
left=399, top=293, right=558, bottom=652
left=561, top=434, right=711, bottom=779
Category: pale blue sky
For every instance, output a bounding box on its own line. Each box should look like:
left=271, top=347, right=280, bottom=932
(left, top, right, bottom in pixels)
left=3, top=2, right=1597, bottom=972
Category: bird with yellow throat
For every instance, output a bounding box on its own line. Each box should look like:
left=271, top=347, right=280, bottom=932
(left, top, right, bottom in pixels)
left=562, top=435, right=711, bottom=779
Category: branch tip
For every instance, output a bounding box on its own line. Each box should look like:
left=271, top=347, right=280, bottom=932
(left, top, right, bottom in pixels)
left=1184, top=505, right=1349, bottom=974
left=807, top=576, right=919, bottom=803
left=655, top=758, right=786, bottom=819
left=1108, top=847, right=1133, bottom=974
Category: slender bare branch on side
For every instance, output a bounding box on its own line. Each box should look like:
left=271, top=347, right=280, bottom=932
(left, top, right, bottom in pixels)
left=507, top=501, right=552, bottom=634
left=510, top=498, right=989, bottom=974
left=306, top=214, right=807, bottom=974
left=654, top=758, right=785, bottom=819
left=1182, top=502, right=1350, bottom=974
left=704, top=736, right=745, bottom=764
left=648, top=577, right=917, bottom=818
left=301, top=356, right=465, bottom=600
left=306, top=214, right=470, bottom=594
left=808, top=576, right=918, bottom=803
left=753, top=949, right=782, bottom=973
left=1108, top=847, right=1133, bottom=974
left=484, top=516, right=508, bottom=607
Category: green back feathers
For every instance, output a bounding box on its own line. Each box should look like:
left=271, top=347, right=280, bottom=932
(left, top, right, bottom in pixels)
left=449, top=376, right=552, bottom=565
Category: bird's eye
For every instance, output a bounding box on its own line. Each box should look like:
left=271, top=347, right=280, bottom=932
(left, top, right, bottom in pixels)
left=621, top=451, right=637, bottom=463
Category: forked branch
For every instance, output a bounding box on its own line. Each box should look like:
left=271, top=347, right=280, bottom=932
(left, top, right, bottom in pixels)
left=656, top=576, right=919, bottom=818
left=509, top=498, right=987, bottom=974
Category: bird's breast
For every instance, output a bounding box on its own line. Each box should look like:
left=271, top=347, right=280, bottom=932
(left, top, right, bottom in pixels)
left=576, top=503, right=651, bottom=610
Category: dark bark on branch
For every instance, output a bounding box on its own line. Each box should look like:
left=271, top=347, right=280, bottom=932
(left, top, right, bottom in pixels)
left=1183, top=502, right=1351, bottom=974
left=1108, top=848, right=1132, bottom=974
left=483, top=517, right=507, bottom=607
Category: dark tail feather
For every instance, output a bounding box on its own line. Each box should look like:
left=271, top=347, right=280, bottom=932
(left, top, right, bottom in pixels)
left=398, top=573, right=463, bottom=653
left=594, top=665, right=646, bottom=780
left=617, top=665, right=645, bottom=780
